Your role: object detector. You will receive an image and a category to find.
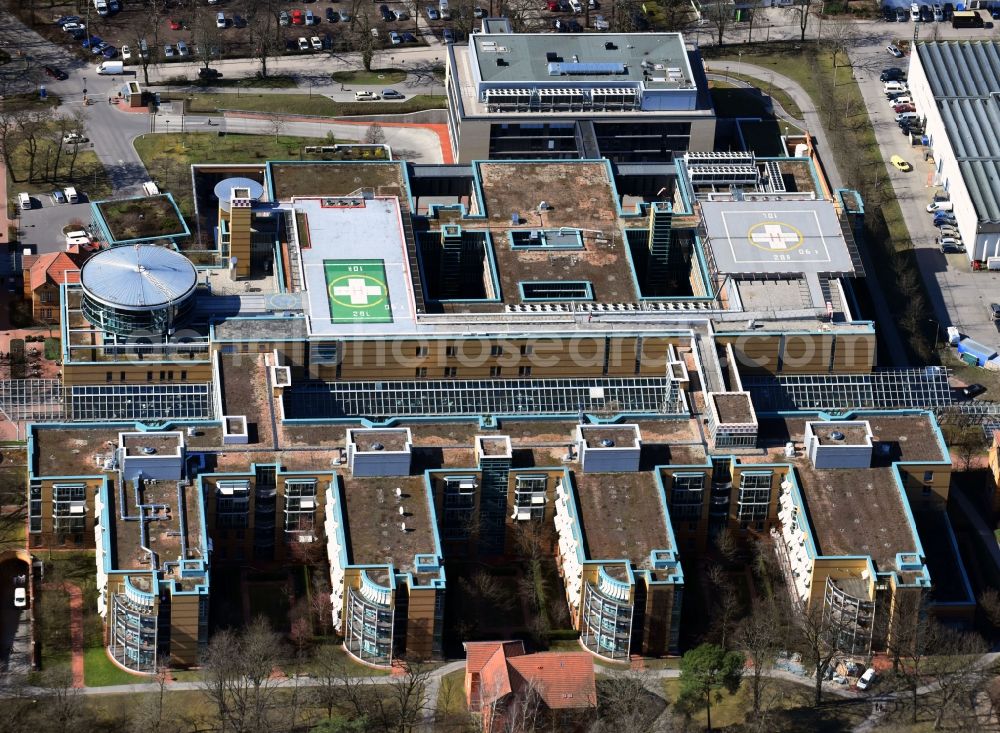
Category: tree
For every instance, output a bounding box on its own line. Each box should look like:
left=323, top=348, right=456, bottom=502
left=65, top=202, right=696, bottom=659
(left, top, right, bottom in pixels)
left=352, top=12, right=378, bottom=72
left=792, top=602, right=836, bottom=707
left=267, top=113, right=286, bottom=144
left=200, top=617, right=288, bottom=733
left=246, top=0, right=282, bottom=79
left=707, top=564, right=742, bottom=650
left=677, top=643, right=745, bottom=732
left=365, top=122, right=386, bottom=145
left=702, top=0, right=733, bottom=46
left=926, top=627, right=990, bottom=730
left=592, top=671, right=670, bottom=733
left=791, top=0, right=814, bottom=42
left=132, top=0, right=165, bottom=87
left=737, top=599, right=785, bottom=722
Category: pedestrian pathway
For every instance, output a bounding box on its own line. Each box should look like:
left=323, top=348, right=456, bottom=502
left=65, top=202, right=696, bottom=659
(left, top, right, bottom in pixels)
left=41, top=581, right=84, bottom=688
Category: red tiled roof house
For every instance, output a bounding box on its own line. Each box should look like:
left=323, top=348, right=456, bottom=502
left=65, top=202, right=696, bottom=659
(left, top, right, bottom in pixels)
left=464, top=641, right=596, bottom=732
left=21, top=251, right=84, bottom=325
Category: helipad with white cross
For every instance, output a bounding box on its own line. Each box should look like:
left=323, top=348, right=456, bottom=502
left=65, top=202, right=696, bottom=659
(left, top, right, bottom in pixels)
left=298, top=196, right=417, bottom=336
left=700, top=200, right=856, bottom=277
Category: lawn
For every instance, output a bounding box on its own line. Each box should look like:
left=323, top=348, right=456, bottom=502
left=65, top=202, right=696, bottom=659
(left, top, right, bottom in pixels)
left=10, top=147, right=113, bottom=201
left=664, top=677, right=867, bottom=731
left=706, top=41, right=932, bottom=363
left=180, top=92, right=445, bottom=117
left=710, top=69, right=804, bottom=119
left=84, top=646, right=145, bottom=687
left=96, top=195, right=187, bottom=241
left=331, top=68, right=407, bottom=85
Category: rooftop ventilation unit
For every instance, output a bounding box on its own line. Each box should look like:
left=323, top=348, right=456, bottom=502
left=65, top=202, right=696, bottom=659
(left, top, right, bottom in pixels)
left=830, top=431, right=846, bottom=441
left=599, top=438, right=615, bottom=447
left=547, top=61, right=626, bottom=76
left=371, top=442, right=384, bottom=450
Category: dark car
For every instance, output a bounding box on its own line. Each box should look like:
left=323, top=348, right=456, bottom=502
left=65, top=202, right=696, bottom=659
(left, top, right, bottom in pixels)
left=943, top=1, right=954, bottom=17
left=82, top=35, right=102, bottom=48
left=285, top=38, right=297, bottom=51
left=102, top=45, right=118, bottom=58
left=322, top=32, right=333, bottom=49
left=632, top=11, right=651, bottom=29
left=991, top=302, right=1000, bottom=320
left=940, top=241, right=965, bottom=253
left=44, top=65, right=68, bottom=80
left=896, top=6, right=908, bottom=20
left=402, top=31, right=416, bottom=41
left=567, top=18, right=582, bottom=30
left=55, top=15, right=81, bottom=25
left=883, top=4, right=896, bottom=20
left=881, top=67, right=906, bottom=81
left=443, top=27, right=455, bottom=42
left=233, top=14, right=246, bottom=27
left=961, top=383, right=987, bottom=399
left=379, top=4, right=394, bottom=20
left=993, top=5, right=1000, bottom=18
left=198, top=67, right=222, bottom=80
left=326, top=7, right=336, bottom=21
left=920, top=3, right=932, bottom=20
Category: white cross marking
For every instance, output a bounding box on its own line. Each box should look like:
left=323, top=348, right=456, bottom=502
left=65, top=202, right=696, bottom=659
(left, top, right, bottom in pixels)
left=750, top=224, right=800, bottom=250
left=333, top=277, right=383, bottom=305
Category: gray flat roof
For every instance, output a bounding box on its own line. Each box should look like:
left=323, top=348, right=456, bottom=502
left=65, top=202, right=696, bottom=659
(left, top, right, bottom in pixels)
left=916, top=41, right=1000, bottom=223
left=701, top=200, right=855, bottom=276
left=471, top=32, right=694, bottom=89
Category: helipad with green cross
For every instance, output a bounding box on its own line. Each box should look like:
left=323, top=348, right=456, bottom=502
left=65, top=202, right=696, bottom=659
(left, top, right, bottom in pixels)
left=323, top=259, right=394, bottom=324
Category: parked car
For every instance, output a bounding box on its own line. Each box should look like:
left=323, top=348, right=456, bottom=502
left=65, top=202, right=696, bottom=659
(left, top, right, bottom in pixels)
left=934, top=213, right=957, bottom=225
left=960, top=383, right=987, bottom=399
left=13, top=587, right=26, bottom=609
left=381, top=88, right=405, bottom=99
left=402, top=31, right=417, bottom=42
left=991, top=302, right=1000, bottom=320
left=298, top=36, right=310, bottom=51
left=888, top=94, right=912, bottom=106
left=216, top=12, right=226, bottom=28
left=887, top=43, right=904, bottom=57
left=101, top=45, right=117, bottom=59
left=310, top=35, right=322, bottom=50
left=567, top=18, right=582, bottom=30
left=896, top=7, right=908, bottom=20
left=326, top=8, right=336, bottom=21
left=339, top=10, right=351, bottom=21
left=176, top=40, right=189, bottom=56
left=927, top=200, right=954, bottom=212
left=304, top=9, right=315, bottom=24
left=280, top=10, right=290, bottom=25
left=940, top=241, right=965, bottom=253
left=44, top=65, right=68, bottom=79
left=592, top=13, right=609, bottom=29
left=121, top=45, right=132, bottom=60
left=938, top=236, right=962, bottom=247
left=291, top=9, right=304, bottom=24
left=934, top=3, right=944, bottom=19
left=883, top=4, right=896, bottom=20
left=91, top=41, right=109, bottom=54
left=893, top=103, right=916, bottom=113
left=389, top=30, right=401, bottom=44
left=443, top=28, right=455, bottom=42
left=198, top=67, right=222, bottom=80
left=881, top=67, right=906, bottom=81
left=379, top=4, right=393, bottom=20
left=163, top=44, right=176, bottom=57
left=354, top=90, right=379, bottom=100
left=234, top=14, right=246, bottom=27
left=61, top=21, right=85, bottom=32
left=427, top=5, right=439, bottom=18
left=55, top=15, right=81, bottom=25
left=394, top=9, right=409, bottom=19
left=168, top=18, right=182, bottom=30
left=52, top=189, right=67, bottom=204
left=474, top=6, right=486, bottom=16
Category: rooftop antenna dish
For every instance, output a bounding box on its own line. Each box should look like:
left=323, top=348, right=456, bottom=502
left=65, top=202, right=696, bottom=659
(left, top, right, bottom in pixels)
left=395, top=487, right=402, bottom=498
left=399, top=505, right=405, bottom=516
left=400, top=522, right=407, bottom=532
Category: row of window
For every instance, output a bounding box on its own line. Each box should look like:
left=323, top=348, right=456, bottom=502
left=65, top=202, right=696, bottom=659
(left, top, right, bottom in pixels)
left=413, top=344, right=536, bottom=358
left=105, top=370, right=189, bottom=382
left=414, top=365, right=533, bottom=378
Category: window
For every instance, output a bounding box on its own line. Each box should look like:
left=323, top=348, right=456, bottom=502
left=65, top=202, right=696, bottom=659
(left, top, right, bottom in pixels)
left=520, top=344, right=533, bottom=356
left=519, top=365, right=532, bottom=377
left=147, top=372, right=153, bottom=382
left=923, top=471, right=934, bottom=483
left=922, top=486, right=932, bottom=497
left=446, top=346, right=457, bottom=357
left=520, top=281, right=594, bottom=301
left=444, top=366, right=457, bottom=377
left=416, top=346, right=428, bottom=357
left=106, top=372, right=112, bottom=383
left=490, top=345, right=503, bottom=357
left=41, top=308, right=53, bottom=320
left=181, top=370, right=187, bottom=380
left=670, top=473, right=704, bottom=521
left=490, top=366, right=502, bottom=377
left=737, top=471, right=771, bottom=522
left=415, top=367, right=427, bottom=378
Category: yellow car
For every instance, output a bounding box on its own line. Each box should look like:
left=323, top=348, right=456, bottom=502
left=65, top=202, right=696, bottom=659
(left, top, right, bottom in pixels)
left=891, top=155, right=912, bottom=172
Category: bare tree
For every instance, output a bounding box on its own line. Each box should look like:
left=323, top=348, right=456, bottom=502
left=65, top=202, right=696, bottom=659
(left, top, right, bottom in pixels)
left=790, top=0, right=814, bottom=42
left=702, top=0, right=733, bottom=46
left=268, top=113, right=286, bottom=143
left=737, top=599, right=785, bottom=721
left=792, top=602, right=836, bottom=707
left=927, top=627, right=990, bottom=731
left=592, top=671, right=669, bottom=733
left=37, top=668, right=84, bottom=733
left=200, top=617, right=288, bottom=733
left=246, top=0, right=283, bottom=79
left=352, top=12, right=378, bottom=72
left=132, top=0, right=165, bottom=87
left=707, top=564, right=742, bottom=650
left=130, top=665, right=175, bottom=733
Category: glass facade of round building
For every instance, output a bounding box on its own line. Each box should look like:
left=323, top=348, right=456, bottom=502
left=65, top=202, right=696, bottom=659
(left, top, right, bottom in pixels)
left=79, top=245, right=198, bottom=337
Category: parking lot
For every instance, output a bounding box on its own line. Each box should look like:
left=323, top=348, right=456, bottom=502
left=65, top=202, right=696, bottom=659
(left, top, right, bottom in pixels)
left=853, top=42, right=1000, bottom=351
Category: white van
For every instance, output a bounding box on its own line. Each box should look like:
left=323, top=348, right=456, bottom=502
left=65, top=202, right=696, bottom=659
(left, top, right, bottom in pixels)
left=63, top=186, right=78, bottom=204
left=569, top=0, right=583, bottom=11
left=927, top=200, right=954, bottom=212
left=857, top=667, right=876, bottom=691
left=884, top=81, right=908, bottom=95
left=909, top=2, right=920, bottom=20
left=18, top=192, right=31, bottom=211
left=354, top=90, right=379, bottom=101
left=439, top=0, right=451, bottom=18
left=96, top=60, right=124, bottom=74
left=895, top=111, right=919, bottom=123
left=142, top=181, right=160, bottom=196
